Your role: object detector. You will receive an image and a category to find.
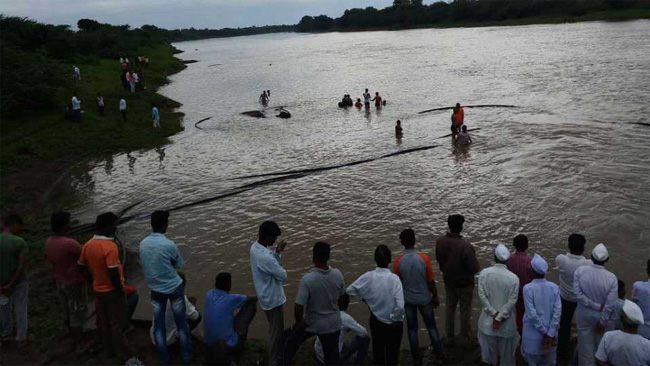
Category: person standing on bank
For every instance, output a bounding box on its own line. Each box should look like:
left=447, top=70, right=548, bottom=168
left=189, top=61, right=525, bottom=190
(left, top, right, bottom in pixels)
left=521, top=255, right=562, bottom=366
left=97, top=93, right=105, bottom=116
left=435, top=214, right=480, bottom=344
left=45, top=212, right=87, bottom=348
left=347, top=245, right=404, bottom=366
left=632, top=259, right=650, bottom=340
left=119, top=98, right=127, bottom=122
left=555, top=234, right=591, bottom=360
left=573, top=243, right=618, bottom=366
left=595, top=300, right=650, bottom=365
left=477, top=244, right=519, bottom=366
left=250, top=221, right=287, bottom=366
left=71, top=92, right=81, bottom=123
left=393, top=229, right=443, bottom=364
left=283, top=242, right=346, bottom=365
left=78, top=212, right=132, bottom=362
left=507, top=234, right=534, bottom=335
left=139, top=210, right=192, bottom=365
left=152, top=103, right=160, bottom=129
left=0, top=215, right=29, bottom=347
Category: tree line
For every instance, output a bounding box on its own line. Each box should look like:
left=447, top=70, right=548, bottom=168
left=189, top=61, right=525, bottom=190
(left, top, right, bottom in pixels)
left=297, top=0, right=648, bottom=32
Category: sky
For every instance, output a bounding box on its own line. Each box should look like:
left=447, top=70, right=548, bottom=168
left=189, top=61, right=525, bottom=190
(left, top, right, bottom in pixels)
left=0, top=0, right=416, bottom=30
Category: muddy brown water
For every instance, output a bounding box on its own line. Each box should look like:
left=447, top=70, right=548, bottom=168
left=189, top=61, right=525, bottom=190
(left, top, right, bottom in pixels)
left=52, top=20, right=650, bottom=347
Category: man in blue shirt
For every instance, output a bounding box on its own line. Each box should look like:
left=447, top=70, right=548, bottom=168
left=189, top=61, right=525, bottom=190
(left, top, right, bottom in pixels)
left=204, top=272, right=257, bottom=365
left=521, top=254, right=561, bottom=366
left=250, top=221, right=287, bottom=366
left=139, top=210, right=191, bottom=365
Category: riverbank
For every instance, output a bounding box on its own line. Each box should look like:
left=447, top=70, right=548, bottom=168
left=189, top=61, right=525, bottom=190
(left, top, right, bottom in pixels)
left=0, top=43, right=186, bottom=221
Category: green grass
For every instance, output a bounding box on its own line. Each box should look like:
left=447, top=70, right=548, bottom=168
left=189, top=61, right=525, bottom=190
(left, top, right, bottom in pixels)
left=0, top=43, right=186, bottom=174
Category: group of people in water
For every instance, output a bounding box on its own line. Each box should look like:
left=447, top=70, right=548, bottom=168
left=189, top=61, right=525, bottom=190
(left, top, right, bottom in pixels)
left=339, top=89, right=386, bottom=110
left=3, top=209, right=648, bottom=366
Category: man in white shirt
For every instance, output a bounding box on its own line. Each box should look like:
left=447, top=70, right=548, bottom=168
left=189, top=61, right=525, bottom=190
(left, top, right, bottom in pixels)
left=314, top=293, right=370, bottom=365
left=347, top=245, right=404, bottom=366
left=119, top=98, right=127, bottom=121
left=149, top=274, right=201, bottom=346
left=283, top=242, right=345, bottom=365
left=632, top=259, right=650, bottom=339
left=73, top=65, right=81, bottom=81
left=595, top=300, right=650, bottom=365
left=71, top=93, right=81, bottom=123
left=249, top=221, right=287, bottom=366
left=573, top=243, right=618, bottom=366
left=555, top=233, right=592, bottom=360
left=477, top=244, right=519, bottom=366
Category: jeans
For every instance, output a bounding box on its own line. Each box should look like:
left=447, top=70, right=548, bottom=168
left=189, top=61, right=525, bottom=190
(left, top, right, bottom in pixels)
left=444, top=284, right=474, bottom=340
left=265, top=305, right=284, bottom=366
left=557, top=297, right=577, bottom=360
left=405, top=302, right=443, bottom=362
left=369, top=314, right=403, bottom=366
left=340, top=335, right=370, bottom=365
left=283, top=325, right=340, bottom=366
left=151, top=284, right=192, bottom=365
left=0, top=280, right=28, bottom=341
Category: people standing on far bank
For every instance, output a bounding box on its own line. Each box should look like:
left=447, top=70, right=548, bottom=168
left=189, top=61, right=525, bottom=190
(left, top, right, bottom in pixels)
left=249, top=221, right=287, bottom=366
left=119, top=98, right=127, bottom=122
left=435, top=214, right=480, bottom=344
left=71, top=92, right=81, bottom=123
left=477, top=244, right=520, bottom=366
left=97, top=93, right=105, bottom=116
left=347, top=245, right=404, bottom=366
left=0, top=215, right=29, bottom=347
left=573, top=243, right=618, bottom=366
left=152, top=103, right=160, bottom=129
left=521, top=254, right=562, bottom=366
left=555, top=233, right=591, bottom=361
left=283, top=242, right=346, bottom=365
left=506, top=234, right=534, bottom=335
left=139, top=210, right=192, bottom=364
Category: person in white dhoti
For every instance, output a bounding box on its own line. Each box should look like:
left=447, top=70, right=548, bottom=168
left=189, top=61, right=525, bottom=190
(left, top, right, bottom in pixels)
left=573, top=243, right=618, bottom=366
left=595, top=300, right=650, bottom=365
left=521, top=254, right=562, bottom=366
left=477, top=244, right=520, bottom=366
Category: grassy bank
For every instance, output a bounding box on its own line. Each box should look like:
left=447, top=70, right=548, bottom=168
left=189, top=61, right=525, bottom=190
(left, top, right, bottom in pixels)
left=0, top=43, right=186, bottom=214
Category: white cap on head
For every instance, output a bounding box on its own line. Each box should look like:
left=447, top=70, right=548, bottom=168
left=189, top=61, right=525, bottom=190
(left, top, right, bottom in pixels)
left=495, top=244, right=510, bottom=262
left=531, top=254, right=548, bottom=275
left=592, top=243, right=609, bottom=261
left=622, top=300, right=644, bottom=325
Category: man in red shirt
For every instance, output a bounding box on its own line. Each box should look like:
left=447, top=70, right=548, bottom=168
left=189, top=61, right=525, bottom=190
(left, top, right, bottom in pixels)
left=45, top=212, right=86, bottom=346
left=78, top=212, right=131, bottom=361
left=506, top=234, right=534, bottom=335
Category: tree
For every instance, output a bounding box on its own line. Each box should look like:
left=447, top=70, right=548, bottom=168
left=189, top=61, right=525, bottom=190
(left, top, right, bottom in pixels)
left=77, top=18, right=101, bottom=32
left=394, top=0, right=412, bottom=6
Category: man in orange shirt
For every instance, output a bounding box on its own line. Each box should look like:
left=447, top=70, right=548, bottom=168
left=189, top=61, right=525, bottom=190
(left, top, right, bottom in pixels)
left=450, top=103, right=464, bottom=138
left=78, top=212, right=131, bottom=361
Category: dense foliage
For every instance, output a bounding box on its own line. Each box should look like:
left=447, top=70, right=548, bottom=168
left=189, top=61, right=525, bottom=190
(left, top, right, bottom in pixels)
left=297, top=0, right=649, bottom=32
left=0, top=16, right=293, bottom=118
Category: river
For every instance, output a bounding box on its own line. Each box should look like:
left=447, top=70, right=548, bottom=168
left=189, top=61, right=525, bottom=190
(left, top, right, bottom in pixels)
left=61, top=20, right=650, bottom=344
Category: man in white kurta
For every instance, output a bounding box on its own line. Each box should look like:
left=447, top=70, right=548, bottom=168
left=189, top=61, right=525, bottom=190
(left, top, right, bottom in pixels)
left=595, top=300, right=650, bottom=365
left=632, top=259, right=650, bottom=339
left=477, top=244, right=520, bottom=366
left=521, top=255, right=562, bottom=366
left=573, top=243, right=618, bottom=366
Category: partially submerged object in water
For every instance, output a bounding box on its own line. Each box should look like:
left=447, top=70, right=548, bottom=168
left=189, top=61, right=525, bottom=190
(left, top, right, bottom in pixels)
left=276, top=108, right=291, bottom=119
left=242, top=110, right=266, bottom=118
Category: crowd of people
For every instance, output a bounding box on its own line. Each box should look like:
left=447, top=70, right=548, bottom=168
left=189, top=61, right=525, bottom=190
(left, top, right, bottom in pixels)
left=1, top=211, right=649, bottom=366
left=64, top=57, right=161, bottom=129
left=338, top=89, right=386, bottom=110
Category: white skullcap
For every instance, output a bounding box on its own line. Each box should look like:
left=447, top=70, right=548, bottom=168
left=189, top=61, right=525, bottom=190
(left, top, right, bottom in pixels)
left=495, top=244, right=510, bottom=262
left=622, top=300, right=644, bottom=325
left=592, top=243, right=609, bottom=261
left=531, top=254, right=548, bottom=275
